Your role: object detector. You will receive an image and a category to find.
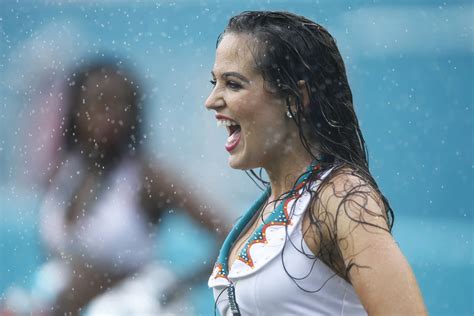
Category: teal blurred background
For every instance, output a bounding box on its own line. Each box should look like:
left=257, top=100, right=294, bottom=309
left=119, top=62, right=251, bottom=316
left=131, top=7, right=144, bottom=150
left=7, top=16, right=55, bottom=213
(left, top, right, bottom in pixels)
left=0, top=1, right=472, bottom=315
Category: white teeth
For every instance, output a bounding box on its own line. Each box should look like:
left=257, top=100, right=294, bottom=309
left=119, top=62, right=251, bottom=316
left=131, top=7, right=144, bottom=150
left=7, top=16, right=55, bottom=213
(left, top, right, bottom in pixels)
left=217, top=119, right=238, bottom=127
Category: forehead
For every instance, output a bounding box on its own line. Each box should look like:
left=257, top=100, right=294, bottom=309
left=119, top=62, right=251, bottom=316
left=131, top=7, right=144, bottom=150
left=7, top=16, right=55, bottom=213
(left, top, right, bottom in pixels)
left=82, top=71, right=130, bottom=97
left=213, top=33, right=257, bottom=75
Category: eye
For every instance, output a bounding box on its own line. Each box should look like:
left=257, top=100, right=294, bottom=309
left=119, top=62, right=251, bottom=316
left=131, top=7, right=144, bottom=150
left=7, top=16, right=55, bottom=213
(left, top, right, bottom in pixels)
left=227, top=80, right=242, bottom=91
left=209, top=79, right=217, bottom=86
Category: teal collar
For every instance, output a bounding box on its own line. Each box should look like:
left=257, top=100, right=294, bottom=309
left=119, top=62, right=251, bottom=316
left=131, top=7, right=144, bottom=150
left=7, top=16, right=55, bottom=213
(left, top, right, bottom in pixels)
left=212, top=161, right=322, bottom=281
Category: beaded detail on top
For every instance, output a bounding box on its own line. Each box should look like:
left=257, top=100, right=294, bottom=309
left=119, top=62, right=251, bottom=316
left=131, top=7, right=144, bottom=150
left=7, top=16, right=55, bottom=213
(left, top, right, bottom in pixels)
left=209, top=161, right=324, bottom=286
left=236, top=165, right=320, bottom=268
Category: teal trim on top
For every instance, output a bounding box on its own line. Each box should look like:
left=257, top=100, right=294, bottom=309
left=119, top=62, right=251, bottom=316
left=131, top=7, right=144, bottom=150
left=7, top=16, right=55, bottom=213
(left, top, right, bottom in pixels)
left=214, top=187, right=270, bottom=278
left=214, top=160, right=321, bottom=278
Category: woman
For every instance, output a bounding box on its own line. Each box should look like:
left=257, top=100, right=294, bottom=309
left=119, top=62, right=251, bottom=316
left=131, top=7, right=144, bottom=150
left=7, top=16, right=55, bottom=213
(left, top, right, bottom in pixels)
left=38, top=60, right=221, bottom=315
left=205, top=11, right=426, bottom=315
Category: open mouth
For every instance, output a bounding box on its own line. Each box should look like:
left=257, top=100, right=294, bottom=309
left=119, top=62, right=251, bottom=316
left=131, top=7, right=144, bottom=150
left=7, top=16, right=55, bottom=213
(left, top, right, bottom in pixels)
left=217, top=118, right=242, bottom=152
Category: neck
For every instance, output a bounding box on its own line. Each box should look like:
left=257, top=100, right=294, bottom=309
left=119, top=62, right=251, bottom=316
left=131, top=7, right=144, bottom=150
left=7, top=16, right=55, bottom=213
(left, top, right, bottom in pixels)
left=264, top=143, right=316, bottom=202
left=77, top=142, right=125, bottom=173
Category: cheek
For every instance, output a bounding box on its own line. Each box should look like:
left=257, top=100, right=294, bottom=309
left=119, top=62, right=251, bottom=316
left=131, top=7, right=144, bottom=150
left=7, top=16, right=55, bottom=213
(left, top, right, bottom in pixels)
left=260, top=126, right=286, bottom=151
left=248, top=110, right=288, bottom=149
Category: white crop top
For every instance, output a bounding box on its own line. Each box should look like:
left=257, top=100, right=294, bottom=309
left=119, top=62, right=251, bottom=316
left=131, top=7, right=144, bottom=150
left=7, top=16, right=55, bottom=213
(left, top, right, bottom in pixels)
left=208, top=164, right=367, bottom=315
left=39, top=155, right=154, bottom=274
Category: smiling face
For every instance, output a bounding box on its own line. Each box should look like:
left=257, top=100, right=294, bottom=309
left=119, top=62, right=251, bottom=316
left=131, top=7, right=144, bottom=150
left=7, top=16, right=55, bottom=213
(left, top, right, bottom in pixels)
left=205, top=33, right=296, bottom=170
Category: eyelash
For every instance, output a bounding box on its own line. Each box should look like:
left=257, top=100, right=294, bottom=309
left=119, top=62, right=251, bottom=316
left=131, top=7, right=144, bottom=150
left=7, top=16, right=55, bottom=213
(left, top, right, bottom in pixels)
left=226, top=80, right=242, bottom=90
left=209, top=79, right=242, bottom=91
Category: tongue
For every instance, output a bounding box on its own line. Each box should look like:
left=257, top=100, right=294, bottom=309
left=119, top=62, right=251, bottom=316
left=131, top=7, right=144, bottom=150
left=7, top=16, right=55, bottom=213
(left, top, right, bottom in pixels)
left=225, top=129, right=241, bottom=152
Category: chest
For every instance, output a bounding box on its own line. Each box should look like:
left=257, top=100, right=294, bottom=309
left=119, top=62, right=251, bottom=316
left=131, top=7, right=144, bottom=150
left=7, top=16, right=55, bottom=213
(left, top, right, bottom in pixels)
left=214, top=223, right=365, bottom=316
left=227, top=204, right=336, bottom=273
left=227, top=202, right=276, bottom=268
left=40, top=159, right=148, bottom=251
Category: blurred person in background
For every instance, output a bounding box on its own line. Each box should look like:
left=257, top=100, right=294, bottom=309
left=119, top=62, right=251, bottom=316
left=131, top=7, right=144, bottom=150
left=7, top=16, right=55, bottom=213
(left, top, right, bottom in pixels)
left=206, top=11, right=427, bottom=315
left=18, top=59, right=223, bottom=315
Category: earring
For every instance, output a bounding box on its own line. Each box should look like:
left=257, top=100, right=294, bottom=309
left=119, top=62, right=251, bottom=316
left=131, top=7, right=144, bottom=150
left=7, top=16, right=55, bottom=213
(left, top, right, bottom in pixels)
left=286, top=110, right=293, bottom=119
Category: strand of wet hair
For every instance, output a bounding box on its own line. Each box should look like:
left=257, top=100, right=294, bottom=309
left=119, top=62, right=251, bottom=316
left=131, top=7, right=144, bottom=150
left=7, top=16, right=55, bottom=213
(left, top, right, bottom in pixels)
left=214, top=285, right=231, bottom=316
left=244, top=169, right=268, bottom=191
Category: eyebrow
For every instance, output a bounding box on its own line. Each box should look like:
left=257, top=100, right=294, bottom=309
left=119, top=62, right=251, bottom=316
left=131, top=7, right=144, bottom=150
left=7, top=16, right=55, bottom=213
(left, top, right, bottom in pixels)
left=211, top=71, right=250, bottom=84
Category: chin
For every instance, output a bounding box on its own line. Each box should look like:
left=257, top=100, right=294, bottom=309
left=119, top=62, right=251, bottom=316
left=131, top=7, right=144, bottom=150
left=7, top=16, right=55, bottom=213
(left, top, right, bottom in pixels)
left=227, top=151, right=261, bottom=171
left=228, top=155, right=245, bottom=170
left=227, top=151, right=251, bottom=170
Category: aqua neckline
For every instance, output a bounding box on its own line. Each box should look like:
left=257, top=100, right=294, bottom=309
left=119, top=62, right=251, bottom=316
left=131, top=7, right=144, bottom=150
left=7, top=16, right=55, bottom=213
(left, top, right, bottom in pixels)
left=213, top=161, right=322, bottom=279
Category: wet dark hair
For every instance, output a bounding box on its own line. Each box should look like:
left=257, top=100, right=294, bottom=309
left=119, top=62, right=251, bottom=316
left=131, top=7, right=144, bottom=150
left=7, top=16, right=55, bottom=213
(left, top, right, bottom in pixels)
left=219, top=11, right=394, bottom=287
left=63, top=58, right=144, bottom=160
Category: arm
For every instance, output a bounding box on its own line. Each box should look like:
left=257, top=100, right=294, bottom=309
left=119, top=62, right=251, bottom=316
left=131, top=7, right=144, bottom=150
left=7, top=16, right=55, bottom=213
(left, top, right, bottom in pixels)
left=51, top=261, right=127, bottom=316
left=314, top=171, right=427, bottom=315
left=140, top=158, right=229, bottom=238
left=139, top=158, right=229, bottom=299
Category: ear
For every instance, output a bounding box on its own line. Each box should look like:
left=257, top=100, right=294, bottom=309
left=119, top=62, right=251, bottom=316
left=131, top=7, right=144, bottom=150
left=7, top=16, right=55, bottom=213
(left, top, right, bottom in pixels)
left=297, top=80, right=310, bottom=108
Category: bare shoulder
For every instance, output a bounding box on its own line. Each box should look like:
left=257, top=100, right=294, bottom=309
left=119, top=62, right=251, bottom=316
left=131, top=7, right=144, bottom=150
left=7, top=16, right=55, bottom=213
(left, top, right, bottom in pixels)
left=139, top=155, right=178, bottom=190
left=302, top=166, right=391, bottom=276
left=314, top=166, right=390, bottom=234
left=309, top=166, right=427, bottom=315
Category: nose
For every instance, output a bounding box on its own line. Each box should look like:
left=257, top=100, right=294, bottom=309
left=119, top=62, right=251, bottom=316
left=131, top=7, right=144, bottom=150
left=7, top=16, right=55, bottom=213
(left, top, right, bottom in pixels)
left=205, top=87, right=225, bottom=111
